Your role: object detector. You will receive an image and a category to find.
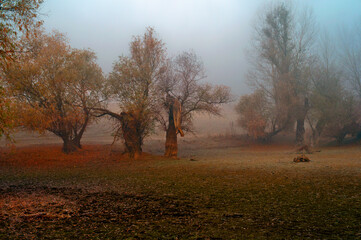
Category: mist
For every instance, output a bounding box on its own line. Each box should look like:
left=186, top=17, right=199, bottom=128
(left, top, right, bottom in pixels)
left=2, top=0, right=361, bottom=238
left=40, top=0, right=360, bottom=96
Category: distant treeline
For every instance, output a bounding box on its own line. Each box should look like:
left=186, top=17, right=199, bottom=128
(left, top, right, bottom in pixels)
left=235, top=2, right=361, bottom=146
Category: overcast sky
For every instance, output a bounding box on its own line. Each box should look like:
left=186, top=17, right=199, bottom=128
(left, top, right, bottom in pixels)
left=40, top=0, right=361, bottom=96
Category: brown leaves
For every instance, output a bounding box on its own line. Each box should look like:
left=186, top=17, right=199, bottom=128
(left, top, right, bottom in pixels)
left=236, top=90, right=269, bottom=140
left=0, top=0, right=43, bottom=69
left=3, top=31, right=105, bottom=152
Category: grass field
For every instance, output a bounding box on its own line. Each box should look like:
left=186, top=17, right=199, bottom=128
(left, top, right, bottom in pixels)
left=1, top=141, right=361, bottom=239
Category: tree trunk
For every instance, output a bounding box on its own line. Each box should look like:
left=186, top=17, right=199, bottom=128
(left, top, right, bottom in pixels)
left=296, top=118, right=305, bottom=145
left=120, top=112, right=142, bottom=159
left=311, top=120, right=324, bottom=147
left=296, top=98, right=309, bottom=145
left=311, top=130, right=319, bottom=147
left=336, top=133, right=346, bottom=145
left=357, top=131, right=361, bottom=141
left=74, top=113, right=89, bottom=149
left=73, top=136, right=82, bottom=149
left=62, top=138, right=78, bottom=154
left=165, top=117, right=177, bottom=158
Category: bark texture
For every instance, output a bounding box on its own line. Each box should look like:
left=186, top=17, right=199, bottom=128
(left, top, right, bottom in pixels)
left=165, top=96, right=183, bottom=158
left=120, top=112, right=142, bottom=159
left=165, top=114, right=178, bottom=158
left=296, top=98, right=309, bottom=145
left=62, top=138, right=78, bottom=154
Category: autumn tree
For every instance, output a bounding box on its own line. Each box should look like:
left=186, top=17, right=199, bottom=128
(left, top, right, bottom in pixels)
left=96, top=28, right=166, bottom=159
left=158, top=51, right=231, bottom=158
left=4, top=31, right=105, bottom=153
left=0, top=0, right=43, bottom=66
left=246, top=2, right=315, bottom=144
left=0, top=86, right=17, bottom=140
left=0, top=0, right=43, bottom=140
left=236, top=90, right=271, bottom=141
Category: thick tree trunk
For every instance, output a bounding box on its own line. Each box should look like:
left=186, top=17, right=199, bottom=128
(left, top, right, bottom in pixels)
left=62, top=138, right=78, bottom=154
left=73, top=136, right=82, bottom=149
left=311, top=121, right=324, bottom=147
left=296, top=118, right=305, bottom=145
left=120, top=112, right=142, bottom=159
left=74, top=114, right=89, bottom=149
left=165, top=118, right=177, bottom=158
left=296, top=98, right=309, bottom=145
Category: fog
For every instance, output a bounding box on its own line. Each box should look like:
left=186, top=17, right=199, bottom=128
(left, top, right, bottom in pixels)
left=2, top=2, right=361, bottom=237
left=2, top=0, right=361, bottom=148
left=41, top=0, right=361, bottom=96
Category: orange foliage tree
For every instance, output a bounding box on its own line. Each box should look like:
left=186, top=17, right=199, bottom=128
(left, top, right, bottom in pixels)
left=4, top=31, right=105, bottom=153
left=235, top=91, right=268, bottom=140
left=0, top=0, right=43, bottom=140
left=95, top=28, right=166, bottom=159
left=0, top=0, right=43, bottom=67
left=0, top=87, right=17, bottom=140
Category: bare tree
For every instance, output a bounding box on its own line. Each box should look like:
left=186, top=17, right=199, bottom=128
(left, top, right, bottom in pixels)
left=247, top=2, right=315, bottom=144
left=340, top=20, right=361, bottom=98
left=339, top=21, right=361, bottom=139
left=158, top=51, right=231, bottom=158
left=4, top=31, right=105, bottom=153
left=307, top=32, right=341, bottom=145
left=307, top=32, right=361, bottom=145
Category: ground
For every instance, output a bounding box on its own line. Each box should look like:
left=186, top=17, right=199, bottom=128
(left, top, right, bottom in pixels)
left=0, top=138, right=361, bottom=239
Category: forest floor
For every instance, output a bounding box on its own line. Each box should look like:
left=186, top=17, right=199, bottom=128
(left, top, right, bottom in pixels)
left=0, top=138, right=361, bottom=239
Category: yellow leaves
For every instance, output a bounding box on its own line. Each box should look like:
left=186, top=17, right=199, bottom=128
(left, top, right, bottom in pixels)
left=4, top=30, right=104, bottom=141
left=0, top=0, right=43, bottom=72
left=0, top=85, right=26, bottom=141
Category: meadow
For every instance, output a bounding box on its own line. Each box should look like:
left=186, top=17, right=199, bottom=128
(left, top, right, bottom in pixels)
left=1, top=138, right=361, bottom=239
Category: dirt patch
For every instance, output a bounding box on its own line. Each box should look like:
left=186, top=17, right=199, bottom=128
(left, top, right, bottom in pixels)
left=1, top=191, right=76, bottom=222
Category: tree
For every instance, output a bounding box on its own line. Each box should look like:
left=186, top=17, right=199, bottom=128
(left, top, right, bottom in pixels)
left=247, top=2, right=315, bottom=144
left=97, top=28, right=166, bottom=159
left=4, top=31, right=105, bottom=153
left=0, top=0, right=43, bottom=140
left=0, top=0, right=43, bottom=67
left=340, top=21, right=361, bottom=139
left=321, top=95, right=360, bottom=144
left=307, top=33, right=361, bottom=145
left=158, top=51, right=231, bottom=158
left=0, top=86, right=17, bottom=140
left=340, top=21, right=361, bottom=98
left=236, top=90, right=271, bottom=141
left=307, top=33, right=342, bottom=145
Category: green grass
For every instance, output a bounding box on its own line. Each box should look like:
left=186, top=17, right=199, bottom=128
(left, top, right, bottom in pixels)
left=1, top=145, right=361, bottom=239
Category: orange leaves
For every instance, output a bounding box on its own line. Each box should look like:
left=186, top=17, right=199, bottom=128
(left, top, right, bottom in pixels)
left=0, top=0, right=43, bottom=69
left=3, top=31, right=104, bottom=150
